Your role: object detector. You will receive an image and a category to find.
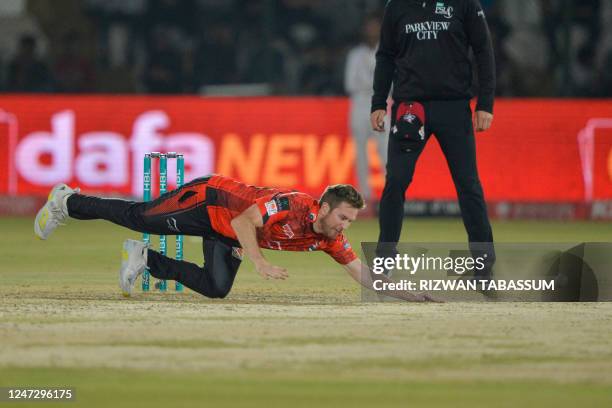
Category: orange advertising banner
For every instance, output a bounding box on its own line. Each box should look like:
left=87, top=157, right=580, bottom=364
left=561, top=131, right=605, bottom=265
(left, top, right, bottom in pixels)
left=0, top=95, right=611, bottom=202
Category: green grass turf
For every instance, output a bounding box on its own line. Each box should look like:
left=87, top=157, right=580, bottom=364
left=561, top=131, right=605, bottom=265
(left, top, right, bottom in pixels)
left=2, top=367, right=611, bottom=408
left=1, top=216, right=612, bottom=407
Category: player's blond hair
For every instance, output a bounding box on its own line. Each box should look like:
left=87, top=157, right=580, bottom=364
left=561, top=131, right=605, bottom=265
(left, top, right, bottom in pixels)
left=320, top=184, right=365, bottom=210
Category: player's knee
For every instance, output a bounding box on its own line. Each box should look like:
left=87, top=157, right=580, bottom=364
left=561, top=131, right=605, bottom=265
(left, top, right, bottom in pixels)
left=208, top=279, right=232, bottom=299
left=208, top=287, right=230, bottom=299
left=212, top=289, right=229, bottom=299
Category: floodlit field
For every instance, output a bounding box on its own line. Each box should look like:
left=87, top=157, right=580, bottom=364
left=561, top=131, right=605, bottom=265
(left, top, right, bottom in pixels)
left=1, top=216, right=612, bottom=407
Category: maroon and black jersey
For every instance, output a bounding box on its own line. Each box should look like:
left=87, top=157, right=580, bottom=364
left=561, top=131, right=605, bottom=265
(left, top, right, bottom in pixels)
left=143, top=175, right=357, bottom=264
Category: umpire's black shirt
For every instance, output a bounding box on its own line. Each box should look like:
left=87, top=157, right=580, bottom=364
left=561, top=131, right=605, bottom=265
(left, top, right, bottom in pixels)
left=371, top=0, right=495, bottom=113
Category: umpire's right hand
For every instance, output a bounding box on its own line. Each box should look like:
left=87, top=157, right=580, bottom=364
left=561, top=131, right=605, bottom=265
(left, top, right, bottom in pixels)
left=371, top=109, right=387, bottom=132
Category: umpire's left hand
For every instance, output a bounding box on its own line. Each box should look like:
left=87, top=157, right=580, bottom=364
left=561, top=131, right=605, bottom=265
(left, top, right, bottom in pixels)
left=474, top=111, right=493, bottom=132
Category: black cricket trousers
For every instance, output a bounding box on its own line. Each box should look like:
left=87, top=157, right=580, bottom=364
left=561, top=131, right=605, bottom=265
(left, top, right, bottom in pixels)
left=66, top=176, right=242, bottom=298
left=378, top=100, right=495, bottom=265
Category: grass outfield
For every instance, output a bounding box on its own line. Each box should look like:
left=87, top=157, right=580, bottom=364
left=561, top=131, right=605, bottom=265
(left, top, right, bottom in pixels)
left=1, top=216, right=612, bottom=407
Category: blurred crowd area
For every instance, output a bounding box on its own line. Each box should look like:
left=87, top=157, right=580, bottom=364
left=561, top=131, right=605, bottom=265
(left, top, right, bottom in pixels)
left=0, top=0, right=611, bottom=97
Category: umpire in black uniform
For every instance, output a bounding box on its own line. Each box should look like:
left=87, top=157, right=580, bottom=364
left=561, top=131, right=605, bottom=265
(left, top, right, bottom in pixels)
left=371, top=0, right=496, bottom=277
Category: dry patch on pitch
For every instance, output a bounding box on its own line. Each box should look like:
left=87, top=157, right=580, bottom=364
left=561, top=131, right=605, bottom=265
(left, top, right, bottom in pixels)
left=1, top=296, right=612, bottom=384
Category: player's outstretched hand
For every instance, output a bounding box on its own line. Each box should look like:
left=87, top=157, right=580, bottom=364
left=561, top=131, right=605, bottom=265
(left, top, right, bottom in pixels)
left=408, top=292, right=444, bottom=303
left=256, top=262, right=288, bottom=280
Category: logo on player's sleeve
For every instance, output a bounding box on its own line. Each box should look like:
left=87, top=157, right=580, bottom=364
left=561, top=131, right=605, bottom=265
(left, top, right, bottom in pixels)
left=343, top=242, right=351, bottom=250
left=265, top=200, right=278, bottom=215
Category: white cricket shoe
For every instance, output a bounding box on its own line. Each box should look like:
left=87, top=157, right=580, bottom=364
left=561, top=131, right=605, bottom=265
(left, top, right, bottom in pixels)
left=34, top=184, right=79, bottom=240
left=119, top=239, right=149, bottom=297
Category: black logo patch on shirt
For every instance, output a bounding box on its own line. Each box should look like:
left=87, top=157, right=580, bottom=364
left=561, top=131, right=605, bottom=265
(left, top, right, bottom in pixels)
left=275, top=196, right=290, bottom=211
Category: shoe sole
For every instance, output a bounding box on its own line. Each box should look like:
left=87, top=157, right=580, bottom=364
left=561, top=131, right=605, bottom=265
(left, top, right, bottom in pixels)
left=34, top=184, right=67, bottom=240
left=34, top=184, right=64, bottom=241
left=34, top=205, right=50, bottom=240
left=120, top=242, right=132, bottom=297
left=120, top=240, right=147, bottom=297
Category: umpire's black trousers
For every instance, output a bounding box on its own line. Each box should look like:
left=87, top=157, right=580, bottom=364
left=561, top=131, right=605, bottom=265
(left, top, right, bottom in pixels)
left=66, top=176, right=242, bottom=298
left=378, top=100, right=495, bottom=265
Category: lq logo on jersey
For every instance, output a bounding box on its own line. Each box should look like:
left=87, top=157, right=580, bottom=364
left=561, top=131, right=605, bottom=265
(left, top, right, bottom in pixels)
left=435, top=2, right=453, bottom=19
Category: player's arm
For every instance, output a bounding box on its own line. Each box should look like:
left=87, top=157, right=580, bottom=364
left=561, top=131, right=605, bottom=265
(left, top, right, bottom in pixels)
left=230, top=204, right=288, bottom=280
left=371, top=1, right=396, bottom=131
left=465, top=0, right=495, bottom=130
left=343, top=258, right=440, bottom=302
